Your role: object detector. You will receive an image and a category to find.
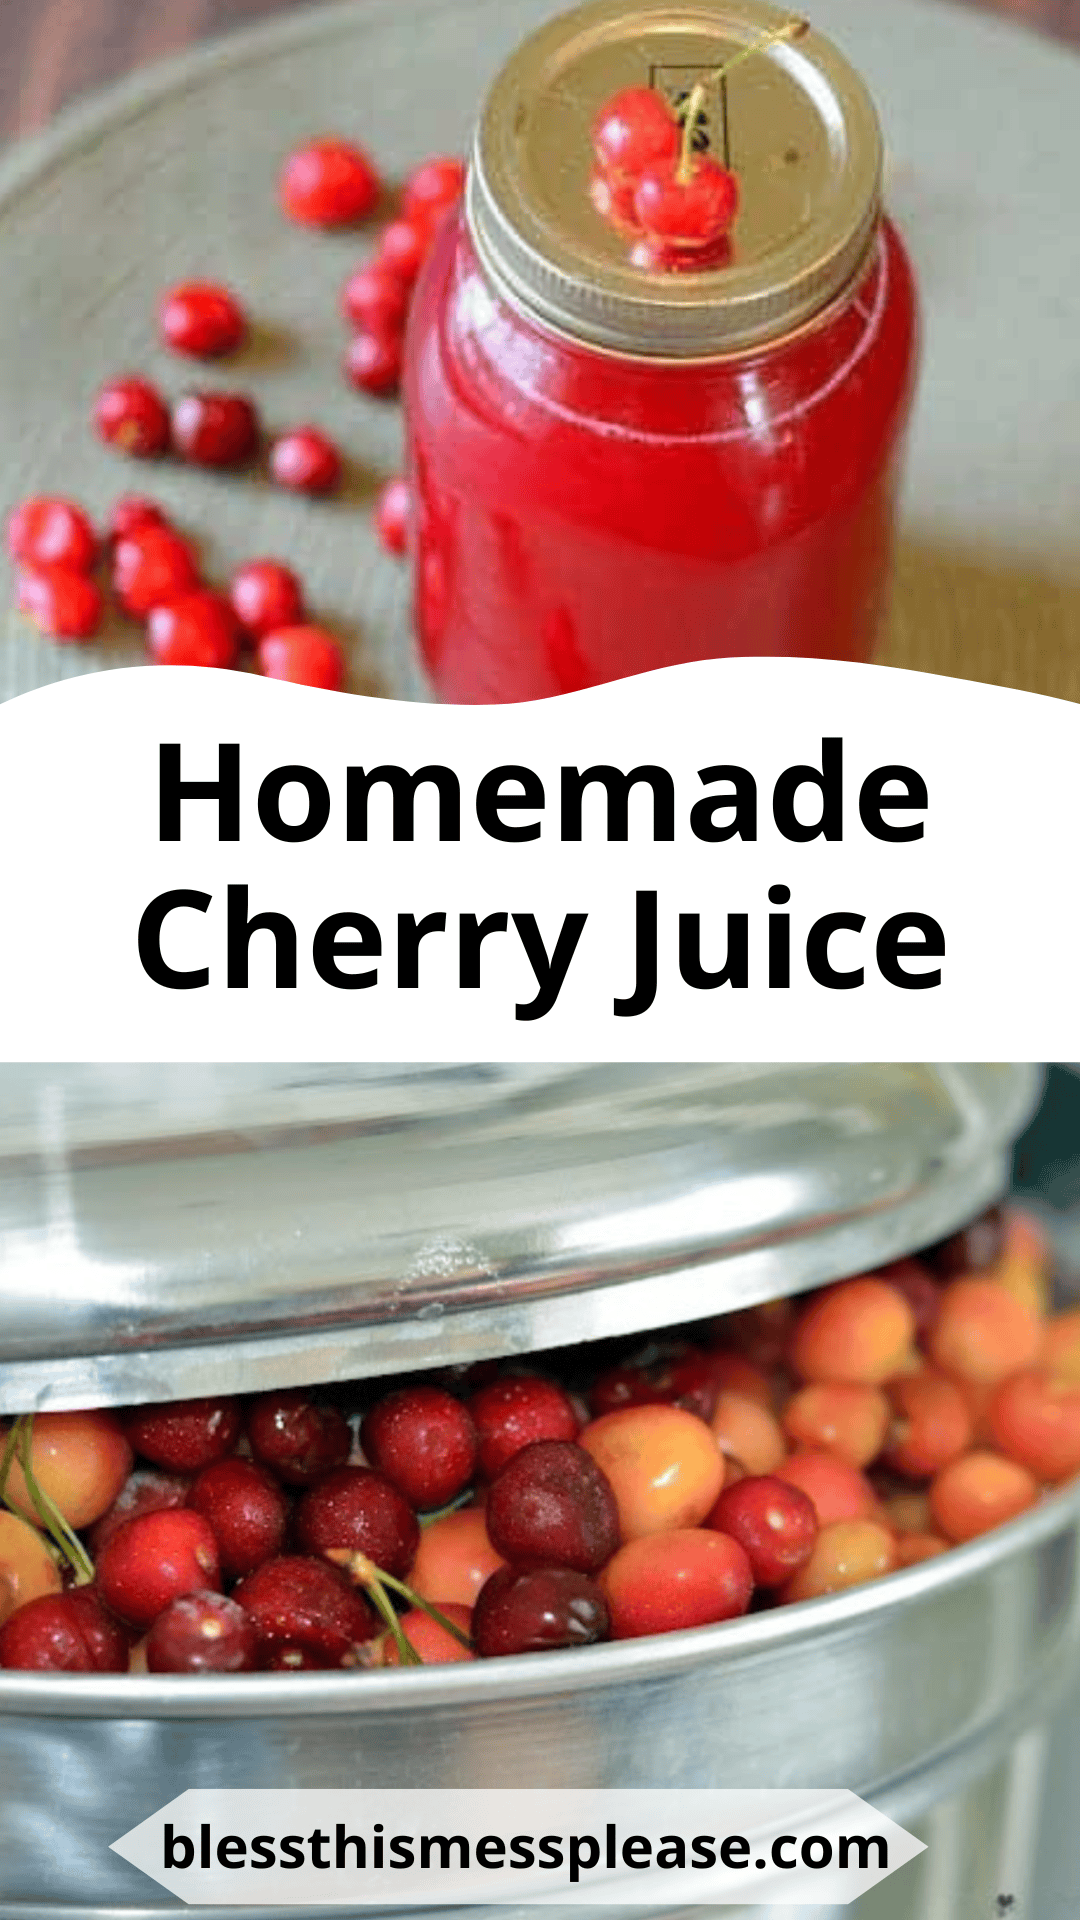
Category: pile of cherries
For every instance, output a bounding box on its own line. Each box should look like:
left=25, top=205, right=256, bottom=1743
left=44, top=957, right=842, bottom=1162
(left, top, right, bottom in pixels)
left=4, top=135, right=460, bottom=680
left=3, top=1204, right=1079, bottom=1676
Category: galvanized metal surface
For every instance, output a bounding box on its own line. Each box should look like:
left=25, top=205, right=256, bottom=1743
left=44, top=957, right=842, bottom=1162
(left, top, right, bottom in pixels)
left=2, top=1482, right=1079, bottom=1914
left=0, top=1065, right=1038, bottom=1412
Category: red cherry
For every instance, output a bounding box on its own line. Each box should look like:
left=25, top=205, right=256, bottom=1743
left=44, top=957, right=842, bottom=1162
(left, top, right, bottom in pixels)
left=246, top=1388, right=351, bottom=1487
left=472, top=1565, right=610, bottom=1657
left=16, top=565, right=103, bottom=641
left=146, top=590, right=241, bottom=668
left=707, top=1474, right=818, bottom=1587
left=257, top=625, right=346, bottom=691
left=172, top=391, right=260, bottom=467
left=601, top=1528, right=753, bottom=1639
left=343, top=329, right=403, bottom=396
left=233, top=1555, right=376, bottom=1667
left=7, top=496, right=98, bottom=572
left=230, top=559, right=305, bottom=637
left=186, top=1458, right=289, bottom=1579
left=341, top=261, right=409, bottom=334
left=374, top=476, right=410, bottom=556
left=269, top=426, right=343, bottom=496
left=295, top=1465, right=419, bottom=1580
left=485, top=1440, right=620, bottom=1574
left=158, top=281, right=247, bottom=359
left=122, top=1397, right=242, bottom=1473
left=468, top=1376, right=581, bottom=1479
left=87, top=1469, right=191, bottom=1558
left=146, top=1592, right=258, bottom=1673
left=107, top=496, right=169, bottom=543
left=279, top=139, right=381, bottom=227
left=628, top=231, right=733, bottom=274
left=593, top=88, right=680, bottom=184
left=376, top=218, right=432, bottom=285
left=923, top=1205, right=1006, bottom=1278
left=0, top=1587, right=129, bottom=1672
left=93, top=376, right=171, bottom=458
left=875, top=1258, right=942, bottom=1343
left=633, top=156, right=739, bottom=247
left=113, top=526, right=200, bottom=617
left=96, top=1509, right=221, bottom=1631
left=360, top=1386, right=478, bottom=1512
left=402, top=156, right=466, bottom=223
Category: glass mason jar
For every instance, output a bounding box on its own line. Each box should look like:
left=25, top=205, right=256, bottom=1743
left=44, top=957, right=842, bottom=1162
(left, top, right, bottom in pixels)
left=404, top=0, right=920, bottom=703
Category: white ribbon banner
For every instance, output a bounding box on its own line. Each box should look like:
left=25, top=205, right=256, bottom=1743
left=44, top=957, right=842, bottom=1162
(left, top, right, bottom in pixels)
left=111, top=1787, right=925, bottom=1905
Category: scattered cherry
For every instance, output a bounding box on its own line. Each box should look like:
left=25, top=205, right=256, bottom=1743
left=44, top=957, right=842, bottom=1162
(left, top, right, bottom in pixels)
left=376, top=218, right=431, bottom=285
left=146, top=590, right=241, bottom=668
left=929, top=1279, right=1043, bottom=1387
left=146, top=1592, right=258, bottom=1673
left=107, top=495, right=169, bottom=543
left=113, top=526, right=200, bottom=618
left=229, top=559, right=305, bottom=637
left=602, top=1528, right=753, bottom=1638
left=186, top=1458, right=289, bottom=1579
left=172, top=391, right=260, bottom=468
left=232, top=1555, right=375, bottom=1667
left=361, top=1386, right=478, bottom=1512
left=782, top=1382, right=890, bottom=1469
left=711, top=1390, right=786, bottom=1476
left=472, top=1565, right=609, bottom=1657
left=93, top=376, right=171, bottom=458
left=468, top=1376, right=580, bottom=1479
left=96, top=1509, right=221, bottom=1631
left=295, top=1465, right=420, bottom=1580
left=279, top=139, right=381, bottom=227
left=0, top=1587, right=129, bottom=1672
left=988, top=1369, right=1080, bottom=1483
left=341, top=261, right=409, bottom=334
left=246, top=1388, right=351, bottom=1487
left=257, top=625, right=346, bottom=690
left=773, top=1451, right=877, bottom=1526
left=158, top=281, right=247, bottom=359
left=485, top=1439, right=620, bottom=1574
left=883, top=1370, right=972, bottom=1478
left=374, top=476, right=410, bottom=556
left=343, top=329, right=403, bottom=396
left=269, top=426, right=343, bottom=495
left=17, top=564, right=104, bottom=641
left=401, top=156, right=466, bottom=224
left=122, top=1397, right=242, bottom=1474
left=7, top=496, right=98, bottom=572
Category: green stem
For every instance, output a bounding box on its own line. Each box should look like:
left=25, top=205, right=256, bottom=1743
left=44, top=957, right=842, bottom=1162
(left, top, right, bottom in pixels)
left=677, top=15, right=809, bottom=180
left=0, top=1414, right=95, bottom=1586
left=377, top=1569, right=474, bottom=1651
left=354, top=1562, right=422, bottom=1665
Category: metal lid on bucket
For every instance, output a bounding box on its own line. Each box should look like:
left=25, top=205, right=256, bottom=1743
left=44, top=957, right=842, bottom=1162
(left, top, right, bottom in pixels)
left=0, top=1065, right=1038, bottom=1412
left=467, top=0, right=883, bottom=357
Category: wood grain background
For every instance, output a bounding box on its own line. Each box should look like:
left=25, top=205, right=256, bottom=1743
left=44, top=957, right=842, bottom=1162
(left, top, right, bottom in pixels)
left=1, top=0, right=1078, bottom=139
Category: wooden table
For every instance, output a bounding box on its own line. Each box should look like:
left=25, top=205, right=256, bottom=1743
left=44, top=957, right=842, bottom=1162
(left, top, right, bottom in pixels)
left=1, top=0, right=1078, bottom=139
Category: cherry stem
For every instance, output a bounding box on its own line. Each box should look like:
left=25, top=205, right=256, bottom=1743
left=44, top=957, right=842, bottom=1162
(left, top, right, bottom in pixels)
left=677, top=16, right=809, bottom=185
left=330, top=1548, right=474, bottom=1658
left=0, top=1414, right=95, bottom=1586
left=418, top=1488, right=474, bottom=1529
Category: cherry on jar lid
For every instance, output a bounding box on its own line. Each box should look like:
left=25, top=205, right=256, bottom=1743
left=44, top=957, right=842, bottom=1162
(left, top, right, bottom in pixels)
left=467, top=0, right=884, bottom=358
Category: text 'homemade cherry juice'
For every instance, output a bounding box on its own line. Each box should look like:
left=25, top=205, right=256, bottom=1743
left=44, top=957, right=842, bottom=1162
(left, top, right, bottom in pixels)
left=405, top=0, right=919, bottom=702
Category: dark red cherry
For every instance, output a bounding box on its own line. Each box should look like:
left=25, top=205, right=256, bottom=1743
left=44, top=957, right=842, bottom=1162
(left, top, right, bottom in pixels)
left=246, top=1388, right=351, bottom=1487
left=468, top=1376, right=580, bottom=1478
left=0, top=1587, right=129, bottom=1671
left=485, top=1441, right=619, bottom=1574
left=295, top=1466, right=419, bottom=1579
left=360, top=1386, right=478, bottom=1510
left=232, top=1555, right=376, bottom=1667
left=186, top=1458, right=289, bottom=1579
left=472, top=1566, right=610, bottom=1657
left=122, top=1397, right=242, bottom=1473
left=146, top=1592, right=258, bottom=1673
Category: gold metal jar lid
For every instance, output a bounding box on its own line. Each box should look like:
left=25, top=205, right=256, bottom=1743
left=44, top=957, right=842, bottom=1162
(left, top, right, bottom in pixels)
left=467, top=0, right=884, bottom=358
